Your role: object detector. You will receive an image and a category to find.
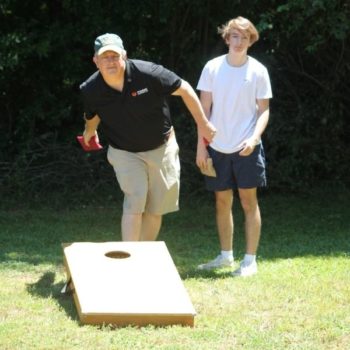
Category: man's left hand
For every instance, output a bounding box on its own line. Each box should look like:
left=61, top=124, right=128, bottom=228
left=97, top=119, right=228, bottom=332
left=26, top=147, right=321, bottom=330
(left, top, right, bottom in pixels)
left=199, top=122, right=217, bottom=143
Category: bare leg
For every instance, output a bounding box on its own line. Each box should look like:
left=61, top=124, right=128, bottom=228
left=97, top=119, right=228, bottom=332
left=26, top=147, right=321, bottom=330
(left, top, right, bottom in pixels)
left=215, top=190, right=234, bottom=251
left=238, top=188, right=261, bottom=254
left=140, top=213, right=162, bottom=241
left=121, top=213, right=142, bottom=241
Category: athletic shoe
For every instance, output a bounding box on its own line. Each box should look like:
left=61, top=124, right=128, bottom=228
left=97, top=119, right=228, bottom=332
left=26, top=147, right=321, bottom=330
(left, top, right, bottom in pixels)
left=232, top=261, right=258, bottom=277
left=197, top=255, right=234, bottom=270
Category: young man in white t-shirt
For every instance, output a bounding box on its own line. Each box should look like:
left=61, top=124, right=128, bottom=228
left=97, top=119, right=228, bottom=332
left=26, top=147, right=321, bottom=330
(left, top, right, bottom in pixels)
left=196, top=16, right=272, bottom=276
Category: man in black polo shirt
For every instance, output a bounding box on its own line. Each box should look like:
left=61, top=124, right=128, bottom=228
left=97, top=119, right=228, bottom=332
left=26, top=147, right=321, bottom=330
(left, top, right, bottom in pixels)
left=80, top=33, right=216, bottom=241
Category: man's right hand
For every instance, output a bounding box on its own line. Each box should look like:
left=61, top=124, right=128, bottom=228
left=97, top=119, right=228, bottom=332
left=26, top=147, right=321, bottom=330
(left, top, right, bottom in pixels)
left=83, top=114, right=101, bottom=146
left=83, top=130, right=98, bottom=147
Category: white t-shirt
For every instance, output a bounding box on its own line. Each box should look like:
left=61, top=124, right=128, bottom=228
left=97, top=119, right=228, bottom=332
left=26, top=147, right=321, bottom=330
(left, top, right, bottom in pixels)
left=197, top=55, right=272, bottom=153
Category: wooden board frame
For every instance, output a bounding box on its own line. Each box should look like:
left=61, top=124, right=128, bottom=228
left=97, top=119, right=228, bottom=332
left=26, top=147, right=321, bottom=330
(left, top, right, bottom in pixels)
left=62, top=242, right=196, bottom=327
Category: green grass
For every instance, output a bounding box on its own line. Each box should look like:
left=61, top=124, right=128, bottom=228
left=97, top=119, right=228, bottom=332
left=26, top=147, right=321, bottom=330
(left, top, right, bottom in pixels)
left=0, top=189, right=349, bottom=349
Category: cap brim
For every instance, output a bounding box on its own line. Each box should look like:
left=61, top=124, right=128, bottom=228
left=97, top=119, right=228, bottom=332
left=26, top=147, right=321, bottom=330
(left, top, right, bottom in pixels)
left=96, top=45, right=123, bottom=55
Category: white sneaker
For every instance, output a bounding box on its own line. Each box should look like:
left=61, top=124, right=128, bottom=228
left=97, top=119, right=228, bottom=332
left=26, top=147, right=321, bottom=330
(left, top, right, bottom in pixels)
left=232, top=261, right=258, bottom=277
left=197, top=255, right=234, bottom=270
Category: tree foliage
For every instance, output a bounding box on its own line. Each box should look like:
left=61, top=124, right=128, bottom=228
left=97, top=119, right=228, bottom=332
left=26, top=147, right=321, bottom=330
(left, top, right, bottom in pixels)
left=1, top=0, right=349, bottom=196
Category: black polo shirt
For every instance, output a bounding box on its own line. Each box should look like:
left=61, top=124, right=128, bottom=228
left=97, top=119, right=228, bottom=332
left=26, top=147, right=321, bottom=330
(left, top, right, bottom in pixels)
left=80, top=59, right=182, bottom=152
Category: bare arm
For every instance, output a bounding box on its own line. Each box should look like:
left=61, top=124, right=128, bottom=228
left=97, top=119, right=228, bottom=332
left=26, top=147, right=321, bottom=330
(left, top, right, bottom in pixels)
left=83, top=115, right=101, bottom=146
left=239, top=99, right=270, bottom=156
left=196, top=91, right=213, bottom=168
left=172, top=80, right=216, bottom=143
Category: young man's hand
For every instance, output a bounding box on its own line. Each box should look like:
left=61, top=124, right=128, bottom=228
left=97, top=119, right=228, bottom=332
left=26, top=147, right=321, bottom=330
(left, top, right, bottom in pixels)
left=196, top=142, right=209, bottom=169
left=238, top=137, right=260, bottom=156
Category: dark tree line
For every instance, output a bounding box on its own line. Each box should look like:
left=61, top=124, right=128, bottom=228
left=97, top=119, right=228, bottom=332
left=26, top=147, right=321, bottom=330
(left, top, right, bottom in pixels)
left=1, top=0, right=349, bottom=197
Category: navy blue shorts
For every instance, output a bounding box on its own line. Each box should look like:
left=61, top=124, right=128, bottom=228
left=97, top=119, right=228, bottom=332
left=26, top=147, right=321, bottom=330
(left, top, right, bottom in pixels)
left=205, top=144, right=267, bottom=191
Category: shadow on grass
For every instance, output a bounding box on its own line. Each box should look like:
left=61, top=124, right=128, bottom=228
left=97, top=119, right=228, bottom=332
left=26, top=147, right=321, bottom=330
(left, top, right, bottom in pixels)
left=1, top=189, right=350, bottom=279
left=26, top=271, right=80, bottom=323
left=178, top=268, right=235, bottom=280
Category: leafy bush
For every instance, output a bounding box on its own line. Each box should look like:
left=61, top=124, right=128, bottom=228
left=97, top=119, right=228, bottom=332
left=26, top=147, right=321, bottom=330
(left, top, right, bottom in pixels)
left=1, top=0, right=349, bottom=197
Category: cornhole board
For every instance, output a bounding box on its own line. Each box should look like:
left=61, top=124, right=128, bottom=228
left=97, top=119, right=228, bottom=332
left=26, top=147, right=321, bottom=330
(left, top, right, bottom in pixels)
left=62, top=241, right=196, bottom=327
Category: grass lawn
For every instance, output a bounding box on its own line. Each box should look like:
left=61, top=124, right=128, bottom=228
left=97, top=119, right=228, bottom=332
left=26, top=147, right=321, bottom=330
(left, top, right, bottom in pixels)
left=0, top=189, right=349, bottom=349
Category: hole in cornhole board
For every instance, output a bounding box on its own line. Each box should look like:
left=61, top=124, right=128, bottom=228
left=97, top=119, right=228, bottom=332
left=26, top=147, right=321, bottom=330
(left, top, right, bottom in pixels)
left=105, top=251, right=130, bottom=259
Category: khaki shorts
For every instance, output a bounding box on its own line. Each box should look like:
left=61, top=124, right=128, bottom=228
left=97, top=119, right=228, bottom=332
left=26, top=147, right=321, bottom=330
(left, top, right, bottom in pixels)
left=107, top=132, right=180, bottom=215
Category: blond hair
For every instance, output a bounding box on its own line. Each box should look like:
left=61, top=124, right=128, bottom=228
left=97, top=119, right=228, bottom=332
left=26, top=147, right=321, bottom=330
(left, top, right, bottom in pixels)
left=218, top=16, right=259, bottom=45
